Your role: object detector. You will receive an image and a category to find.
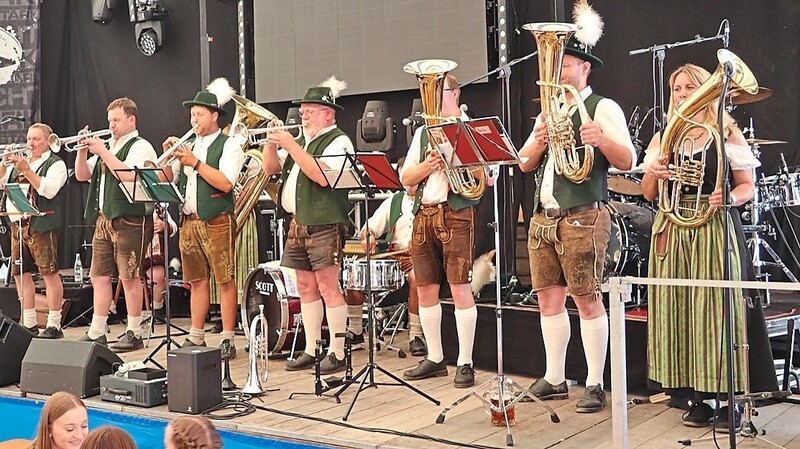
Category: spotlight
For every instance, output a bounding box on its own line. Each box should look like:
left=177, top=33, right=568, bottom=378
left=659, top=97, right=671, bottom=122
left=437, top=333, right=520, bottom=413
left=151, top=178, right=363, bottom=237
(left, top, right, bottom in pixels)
left=128, top=0, right=169, bottom=56
left=285, top=108, right=301, bottom=137
left=134, top=21, right=162, bottom=56
left=91, top=0, right=120, bottom=24
left=356, top=100, right=395, bottom=152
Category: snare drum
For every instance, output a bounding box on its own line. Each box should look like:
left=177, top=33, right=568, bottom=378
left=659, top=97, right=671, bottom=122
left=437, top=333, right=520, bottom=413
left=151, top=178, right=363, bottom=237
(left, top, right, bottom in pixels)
left=342, top=259, right=404, bottom=292
left=607, top=166, right=645, bottom=200
left=762, top=173, right=800, bottom=207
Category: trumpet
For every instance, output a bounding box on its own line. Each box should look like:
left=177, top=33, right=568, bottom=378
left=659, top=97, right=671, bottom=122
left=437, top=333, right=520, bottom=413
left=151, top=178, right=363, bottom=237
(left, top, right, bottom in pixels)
left=152, top=127, right=197, bottom=168
left=48, top=129, right=113, bottom=153
left=247, top=124, right=303, bottom=145
left=0, top=144, right=31, bottom=167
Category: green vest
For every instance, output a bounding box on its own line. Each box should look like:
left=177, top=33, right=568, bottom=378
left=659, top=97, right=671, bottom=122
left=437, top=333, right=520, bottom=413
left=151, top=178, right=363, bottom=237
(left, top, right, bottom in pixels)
left=278, top=128, right=351, bottom=225
left=178, top=133, right=235, bottom=220
left=84, top=137, right=148, bottom=221
left=7, top=155, right=62, bottom=233
left=384, top=191, right=405, bottom=242
left=533, top=93, right=610, bottom=213
left=412, top=128, right=480, bottom=214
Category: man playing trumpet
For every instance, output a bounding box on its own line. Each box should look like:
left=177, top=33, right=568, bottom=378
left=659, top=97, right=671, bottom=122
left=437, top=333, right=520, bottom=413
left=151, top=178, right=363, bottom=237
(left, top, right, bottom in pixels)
left=0, top=123, right=67, bottom=338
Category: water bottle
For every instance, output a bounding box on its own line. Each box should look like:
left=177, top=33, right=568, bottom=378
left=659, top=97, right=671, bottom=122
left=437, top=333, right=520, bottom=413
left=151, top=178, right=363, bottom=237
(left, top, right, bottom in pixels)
left=73, top=253, right=83, bottom=284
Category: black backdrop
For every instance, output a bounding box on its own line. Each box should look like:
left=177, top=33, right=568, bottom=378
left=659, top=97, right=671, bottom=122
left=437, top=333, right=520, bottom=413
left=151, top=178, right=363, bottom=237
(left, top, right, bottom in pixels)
left=38, top=0, right=800, bottom=282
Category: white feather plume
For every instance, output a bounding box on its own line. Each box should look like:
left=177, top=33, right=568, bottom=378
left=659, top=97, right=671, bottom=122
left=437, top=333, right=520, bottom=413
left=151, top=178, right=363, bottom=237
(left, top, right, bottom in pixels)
left=206, top=77, right=235, bottom=107
left=319, top=75, right=348, bottom=99
left=471, top=250, right=497, bottom=297
left=573, top=0, right=604, bottom=48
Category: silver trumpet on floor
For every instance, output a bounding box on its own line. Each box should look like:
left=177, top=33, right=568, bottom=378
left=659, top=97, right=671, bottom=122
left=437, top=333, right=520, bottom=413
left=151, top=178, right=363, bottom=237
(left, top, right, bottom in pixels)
left=241, top=304, right=269, bottom=395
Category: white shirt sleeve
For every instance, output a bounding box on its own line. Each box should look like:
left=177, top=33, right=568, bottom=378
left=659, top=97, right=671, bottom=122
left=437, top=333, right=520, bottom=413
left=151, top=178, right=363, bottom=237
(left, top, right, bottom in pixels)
left=594, top=98, right=637, bottom=168
left=125, top=139, right=158, bottom=168
left=319, top=135, right=354, bottom=172
left=35, top=159, right=68, bottom=200
left=400, top=126, right=424, bottom=181
left=362, top=196, right=393, bottom=238
left=726, top=143, right=760, bottom=171
left=219, top=137, right=245, bottom=186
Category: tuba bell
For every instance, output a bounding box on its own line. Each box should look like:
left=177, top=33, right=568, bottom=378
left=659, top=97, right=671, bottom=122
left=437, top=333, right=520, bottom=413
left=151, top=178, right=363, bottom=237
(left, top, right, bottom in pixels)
left=241, top=304, right=269, bottom=395
left=657, top=49, right=757, bottom=228
left=523, top=23, right=596, bottom=184
left=403, top=59, right=486, bottom=200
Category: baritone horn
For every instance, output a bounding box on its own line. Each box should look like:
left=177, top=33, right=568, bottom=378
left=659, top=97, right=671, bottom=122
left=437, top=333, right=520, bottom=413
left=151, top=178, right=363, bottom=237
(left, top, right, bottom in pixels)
left=48, top=129, right=113, bottom=153
left=658, top=49, right=758, bottom=228
left=403, top=59, right=486, bottom=200
left=523, top=23, right=595, bottom=183
left=241, top=303, right=268, bottom=395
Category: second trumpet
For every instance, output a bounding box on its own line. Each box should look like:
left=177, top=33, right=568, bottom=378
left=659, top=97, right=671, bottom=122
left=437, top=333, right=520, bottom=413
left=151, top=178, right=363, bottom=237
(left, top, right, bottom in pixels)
left=48, top=129, right=113, bottom=153
left=247, top=124, right=302, bottom=145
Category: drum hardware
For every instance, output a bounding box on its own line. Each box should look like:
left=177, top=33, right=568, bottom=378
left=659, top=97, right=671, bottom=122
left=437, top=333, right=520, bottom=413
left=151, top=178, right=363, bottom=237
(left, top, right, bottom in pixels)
left=221, top=352, right=237, bottom=391
left=288, top=337, right=351, bottom=402
left=746, top=138, right=787, bottom=146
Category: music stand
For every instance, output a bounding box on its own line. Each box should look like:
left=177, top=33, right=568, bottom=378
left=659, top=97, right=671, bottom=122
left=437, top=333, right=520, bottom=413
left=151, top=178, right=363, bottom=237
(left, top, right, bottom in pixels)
left=428, top=118, right=559, bottom=446
left=313, top=151, right=440, bottom=421
left=0, top=183, right=45, bottom=327
left=115, top=167, right=185, bottom=369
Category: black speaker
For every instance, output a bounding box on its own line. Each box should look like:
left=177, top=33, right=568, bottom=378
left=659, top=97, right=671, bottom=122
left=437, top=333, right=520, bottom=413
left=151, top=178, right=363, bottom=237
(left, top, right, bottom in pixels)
left=0, top=312, right=34, bottom=386
left=19, top=340, right=123, bottom=397
left=167, top=346, right=222, bottom=414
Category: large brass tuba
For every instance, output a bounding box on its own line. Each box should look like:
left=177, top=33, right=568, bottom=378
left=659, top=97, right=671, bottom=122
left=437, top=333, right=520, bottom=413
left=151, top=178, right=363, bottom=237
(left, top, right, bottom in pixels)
left=402, top=59, right=486, bottom=200
left=523, top=23, right=596, bottom=183
left=657, top=49, right=757, bottom=228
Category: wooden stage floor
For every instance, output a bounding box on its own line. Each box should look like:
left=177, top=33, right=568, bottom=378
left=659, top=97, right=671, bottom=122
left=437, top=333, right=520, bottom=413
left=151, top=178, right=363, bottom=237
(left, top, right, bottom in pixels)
left=3, top=319, right=800, bottom=449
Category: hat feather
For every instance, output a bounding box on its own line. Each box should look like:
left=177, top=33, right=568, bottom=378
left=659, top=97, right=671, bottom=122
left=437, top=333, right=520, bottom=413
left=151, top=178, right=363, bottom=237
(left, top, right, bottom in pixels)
left=319, top=75, right=348, bottom=99
left=206, top=77, right=235, bottom=107
left=573, top=0, right=604, bottom=48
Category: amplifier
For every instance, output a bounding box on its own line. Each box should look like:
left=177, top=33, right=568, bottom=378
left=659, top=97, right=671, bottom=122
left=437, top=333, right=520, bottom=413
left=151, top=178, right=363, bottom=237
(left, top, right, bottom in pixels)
left=99, top=369, right=167, bottom=408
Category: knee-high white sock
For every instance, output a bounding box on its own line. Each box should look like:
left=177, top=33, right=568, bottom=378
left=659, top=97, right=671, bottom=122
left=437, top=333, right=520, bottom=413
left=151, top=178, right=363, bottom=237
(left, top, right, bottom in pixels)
left=541, top=311, right=571, bottom=386
left=88, top=314, right=109, bottom=340
left=408, top=312, right=423, bottom=340
left=580, top=315, right=609, bottom=388
left=419, top=304, right=443, bottom=363
left=325, top=304, right=348, bottom=359
left=300, top=300, right=324, bottom=356
left=454, top=306, right=477, bottom=366
left=347, top=304, right=363, bottom=335
left=22, top=309, right=37, bottom=328
left=127, top=315, right=142, bottom=337
left=46, top=311, right=62, bottom=330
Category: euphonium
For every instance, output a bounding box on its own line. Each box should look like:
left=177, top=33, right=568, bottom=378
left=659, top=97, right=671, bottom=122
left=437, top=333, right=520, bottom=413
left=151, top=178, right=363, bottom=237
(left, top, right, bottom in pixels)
left=403, top=59, right=486, bottom=200
left=241, top=304, right=268, bottom=395
left=523, top=23, right=596, bottom=183
left=658, top=49, right=757, bottom=228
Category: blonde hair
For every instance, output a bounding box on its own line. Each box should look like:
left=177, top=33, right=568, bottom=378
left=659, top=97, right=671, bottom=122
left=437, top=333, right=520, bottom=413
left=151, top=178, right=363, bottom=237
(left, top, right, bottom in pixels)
left=79, top=426, right=136, bottom=449
left=667, top=63, right=737, bottom=137
left=107, top=97, right=139, bottom=120
left=30, top=392, right=87, bottom=449
left=28, top=123, right=53, bottom=137
left=167, top=417, right=222, bottom=449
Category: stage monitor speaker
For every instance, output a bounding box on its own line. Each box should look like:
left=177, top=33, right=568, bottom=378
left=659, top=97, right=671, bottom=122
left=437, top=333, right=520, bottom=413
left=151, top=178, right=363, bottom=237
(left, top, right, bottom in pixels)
left=167, top=346, right=222, bottom=414
left=0, top=312, right=34, bottom=386
left=19, top=340, right=123, bottom=398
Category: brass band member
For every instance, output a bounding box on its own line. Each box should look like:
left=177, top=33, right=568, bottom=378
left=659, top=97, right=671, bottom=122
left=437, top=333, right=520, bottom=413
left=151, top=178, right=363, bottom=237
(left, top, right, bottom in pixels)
left=262, top=77, right=353, bottom=375
left=400, top=74, right=480, bottom=388
left=162, top=79, right=244, bottom=357
left=519, top=3, right=636, bottom=412
left=0, top=123, right=67, bottom=338
left=75, top=98, right=156, bottom=352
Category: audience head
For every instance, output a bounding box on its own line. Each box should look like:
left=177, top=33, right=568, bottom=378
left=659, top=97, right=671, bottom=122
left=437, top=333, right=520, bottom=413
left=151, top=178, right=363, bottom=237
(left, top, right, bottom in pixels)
left=32, top=392, right=88, bottom=449
left=164, top=417, right=222, bottom=449
left=79, top=426, right=136, bottom=449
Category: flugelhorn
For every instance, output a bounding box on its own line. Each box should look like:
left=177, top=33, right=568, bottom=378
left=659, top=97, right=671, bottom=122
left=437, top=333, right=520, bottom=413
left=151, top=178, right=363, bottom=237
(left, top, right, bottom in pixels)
left=0, top=144, right=31, bottom=167
left=241, top=304, right=268, bottom=395
left=48, top=129, right=113, bottom=153
left=153, top=127, right=197, bottom=168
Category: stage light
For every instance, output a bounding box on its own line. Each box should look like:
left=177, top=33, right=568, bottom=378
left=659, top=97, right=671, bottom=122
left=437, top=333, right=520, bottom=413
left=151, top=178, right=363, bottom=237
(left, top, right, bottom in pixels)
left=402, top=98, right=423, bottom=146
left=356, top=100, right=395, bottom=152
left=128, top=0, right=169, bottom=56
left=285, top=107, right=301, bottom=138
left=91, top=0, right=120, bottom=24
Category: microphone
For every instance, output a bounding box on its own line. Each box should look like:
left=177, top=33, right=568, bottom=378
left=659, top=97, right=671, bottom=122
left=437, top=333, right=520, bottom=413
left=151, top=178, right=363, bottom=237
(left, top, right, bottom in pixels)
left=780, top=152, right=790, bottom=175
left=722, top=19, right=730, bottom=48
left=0, top=115, right=25, bottom=125
left=460, top=103, right=468, bottom=113
left=628, top=106, right=641, bottom=135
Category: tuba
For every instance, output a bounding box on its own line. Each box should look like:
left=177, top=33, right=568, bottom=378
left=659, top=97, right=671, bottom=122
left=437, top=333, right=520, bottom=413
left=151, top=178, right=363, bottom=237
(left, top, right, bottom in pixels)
left=658, top=49, right=757, bottom=228
left=523, top=23, right=596, bottom=183
left=403, top=59, right=486, bottom=200
left=241, top=304, right=269, bottom=395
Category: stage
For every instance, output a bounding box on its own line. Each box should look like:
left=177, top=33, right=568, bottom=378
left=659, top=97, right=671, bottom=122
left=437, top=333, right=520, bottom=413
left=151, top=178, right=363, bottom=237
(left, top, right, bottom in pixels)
left=2, top=318, right=800, bottom=449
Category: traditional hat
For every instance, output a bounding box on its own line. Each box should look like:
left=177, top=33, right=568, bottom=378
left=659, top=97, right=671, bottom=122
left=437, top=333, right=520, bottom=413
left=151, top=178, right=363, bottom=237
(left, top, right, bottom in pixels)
left=565, top=0, right=604, bottom=69
left=182, top=77, right=235, bottom=116
left=293, top=76, right=347, bottom=111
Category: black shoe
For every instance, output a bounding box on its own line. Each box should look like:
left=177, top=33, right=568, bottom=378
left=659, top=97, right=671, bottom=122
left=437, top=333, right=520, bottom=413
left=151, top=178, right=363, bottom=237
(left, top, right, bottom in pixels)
left=348, top=332, right=365, bottom=350
left=78, top=333, right=108, bottom=346
left=667, top=396, right=692, bottom=411
left=209, top=320, right=223, bottom=334
left=523, top=378, right=569, bottom=402
left=682, top=402, right=714, bottom=427
left=454, top=364, right=475, bottom=388
left=219, top=339, right=237, bottom=360
left=24, top=325, right=39, bottom=336
left=152, top=307, right=166, bottom=322
left=712, top=405, right=742, bottom=432
left=111, top=330, right=143, bottom=353
left=409, top=336, right=427, bottom=357
left=576, top=384, right=607, bottom=413
left=403, top=359, right=448, bottom=380
left=37, top=326, right=64, bottom=339
left=182, top=338, right=207, bottom=347
left=319, top=353, right=346, bottom=374
left=285, top=352, right=317, bottom=371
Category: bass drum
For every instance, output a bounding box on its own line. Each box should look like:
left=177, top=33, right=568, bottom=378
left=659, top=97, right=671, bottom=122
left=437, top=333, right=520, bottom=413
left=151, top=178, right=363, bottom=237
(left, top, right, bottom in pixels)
left=605, top=201, right=653, bottom=303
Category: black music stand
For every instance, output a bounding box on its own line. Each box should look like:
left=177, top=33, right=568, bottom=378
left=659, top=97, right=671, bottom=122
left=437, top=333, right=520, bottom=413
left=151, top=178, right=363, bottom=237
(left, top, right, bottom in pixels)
left=314, top=151, right=440, bottom=420
left=115, top=167, right=185, bottom=369
left=428, top=117, right=559, bottom=446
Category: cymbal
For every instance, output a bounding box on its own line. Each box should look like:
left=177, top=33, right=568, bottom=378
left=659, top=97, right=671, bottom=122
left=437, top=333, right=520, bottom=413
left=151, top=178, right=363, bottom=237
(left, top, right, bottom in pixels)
left=728, top=87, right=773, bottom=105
left=746, top=138, right=787, bottom=146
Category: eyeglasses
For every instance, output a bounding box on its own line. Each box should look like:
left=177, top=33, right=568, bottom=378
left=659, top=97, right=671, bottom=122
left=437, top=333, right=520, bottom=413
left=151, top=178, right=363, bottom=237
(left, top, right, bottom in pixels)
left=444, top=88, right=457, bottom=92
left=299, top=108, right=325, bottom=116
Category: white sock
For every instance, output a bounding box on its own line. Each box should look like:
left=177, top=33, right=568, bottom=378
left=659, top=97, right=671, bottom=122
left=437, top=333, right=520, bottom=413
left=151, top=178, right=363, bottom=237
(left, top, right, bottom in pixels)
left=347, top=304, right=363, bottom=335
left=22, top=309, right=37, bottom=328
left=408, top=312, right=423, bottom=340
left=152, top=299, right=164, bottom=310
left=220, top=330, right=235, bottom=343
left=127, top=315, right=142, bottom=337
left=419, top=304, right=443, bottom=363
left=188, top=327, right=205, bottom=345
left=300, top=300, right=324, bottom=356
left=46, top=311, right=62, bottom=330
left=326, top=304, right=348, bottom=360
left=580, top=315, right=609, bottom=388
left=88, top=315, right=109, bottom=340
left=454, top=306, right=477, bottom=366
left=541, top=311, right=571, bottom=386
